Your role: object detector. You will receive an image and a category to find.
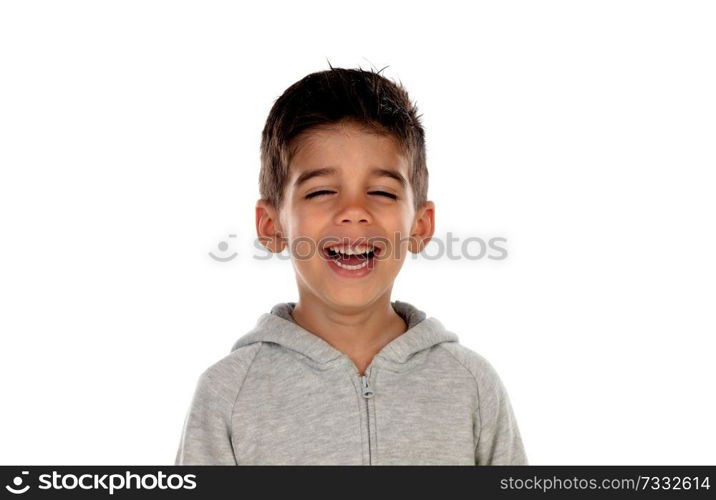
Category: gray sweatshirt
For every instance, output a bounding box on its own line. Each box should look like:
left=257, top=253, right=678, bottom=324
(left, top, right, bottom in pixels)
left=175, top=300, right=527, bottom=465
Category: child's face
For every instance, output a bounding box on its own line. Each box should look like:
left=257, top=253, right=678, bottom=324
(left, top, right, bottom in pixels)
left=257, top=121, right=434, bottom=310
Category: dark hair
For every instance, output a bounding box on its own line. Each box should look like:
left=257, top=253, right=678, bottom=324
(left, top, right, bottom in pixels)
left=259, top=66, right=428, bottom=211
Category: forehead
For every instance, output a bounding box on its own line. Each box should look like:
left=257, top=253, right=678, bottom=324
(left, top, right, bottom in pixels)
left=289, top=122, right=409, bottom=176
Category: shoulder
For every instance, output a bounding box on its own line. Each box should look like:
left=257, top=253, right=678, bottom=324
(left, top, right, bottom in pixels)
left=440, top=343, right=503, bottom=383
left=440, top=342, right=525, bottom=461
left=192, top=342, right=263, bottom=406
left=439, top=342, right=510, bottom=398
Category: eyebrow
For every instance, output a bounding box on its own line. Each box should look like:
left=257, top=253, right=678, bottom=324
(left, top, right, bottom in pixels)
left=371, top=168, right=407, bottom=189
left=293, top=167, right=407, bottom=189
left=293, top=167, right=338, bottom=188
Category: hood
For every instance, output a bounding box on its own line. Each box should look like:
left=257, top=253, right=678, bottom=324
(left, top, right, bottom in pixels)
left=231, top=300, right=459, bottom=366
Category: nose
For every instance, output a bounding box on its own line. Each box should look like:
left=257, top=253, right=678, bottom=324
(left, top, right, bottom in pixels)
left=333, top=195, right=372, bottom=225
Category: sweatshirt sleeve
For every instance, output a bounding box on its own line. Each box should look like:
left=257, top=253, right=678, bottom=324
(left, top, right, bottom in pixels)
left=175, top=370, right=238, bottom=465
left=474, top=359, right=528, bottom=465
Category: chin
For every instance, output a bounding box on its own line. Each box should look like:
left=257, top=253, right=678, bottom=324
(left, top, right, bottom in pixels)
left=320, top=289, right=380, bottom=309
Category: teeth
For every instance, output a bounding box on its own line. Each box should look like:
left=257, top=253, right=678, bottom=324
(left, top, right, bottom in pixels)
left=334, top=259, right=370, bottom=270
left=326, top=244, right=375, bottom=255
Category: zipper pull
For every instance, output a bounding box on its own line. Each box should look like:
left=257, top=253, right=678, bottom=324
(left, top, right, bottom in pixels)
left=361, top=374, right=374, bottom=399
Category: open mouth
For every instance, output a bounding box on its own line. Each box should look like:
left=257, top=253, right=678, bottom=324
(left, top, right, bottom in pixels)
left=322, top=245, right=380, bottom=271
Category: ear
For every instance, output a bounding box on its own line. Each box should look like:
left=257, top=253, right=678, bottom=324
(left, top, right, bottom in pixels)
left=408, top=200, right=435, bottom=253
left=256, top=199, right=287, bottom=253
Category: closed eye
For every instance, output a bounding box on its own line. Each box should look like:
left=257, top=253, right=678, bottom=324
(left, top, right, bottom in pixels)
left=369, top=191, right=398, bottom=200
left=305, top=190, right=335, bottom=199
left=305, top=190, right=398, bottom=200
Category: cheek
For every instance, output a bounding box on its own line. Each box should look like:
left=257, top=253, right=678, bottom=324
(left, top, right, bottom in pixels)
left=389, top=211, right=415, bottom=237
left=283, top=205, right=324, bottom=238
left=385, top=213, right=416, bottom=259
left=283, top=212, right=329, bottom=261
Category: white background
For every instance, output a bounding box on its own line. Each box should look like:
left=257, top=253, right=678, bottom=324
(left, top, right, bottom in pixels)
left=1, top=0, right=714, bottom=465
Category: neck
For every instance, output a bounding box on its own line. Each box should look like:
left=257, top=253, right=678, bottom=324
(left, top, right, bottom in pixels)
left=290, top=291, right=408, bottom=375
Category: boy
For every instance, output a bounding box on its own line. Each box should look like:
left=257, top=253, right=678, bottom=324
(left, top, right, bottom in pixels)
left=175, top=67, right=527, bottom=465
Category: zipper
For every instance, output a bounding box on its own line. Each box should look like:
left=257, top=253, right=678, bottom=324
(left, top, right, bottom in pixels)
left=360, top=368, right=375, bottom=465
